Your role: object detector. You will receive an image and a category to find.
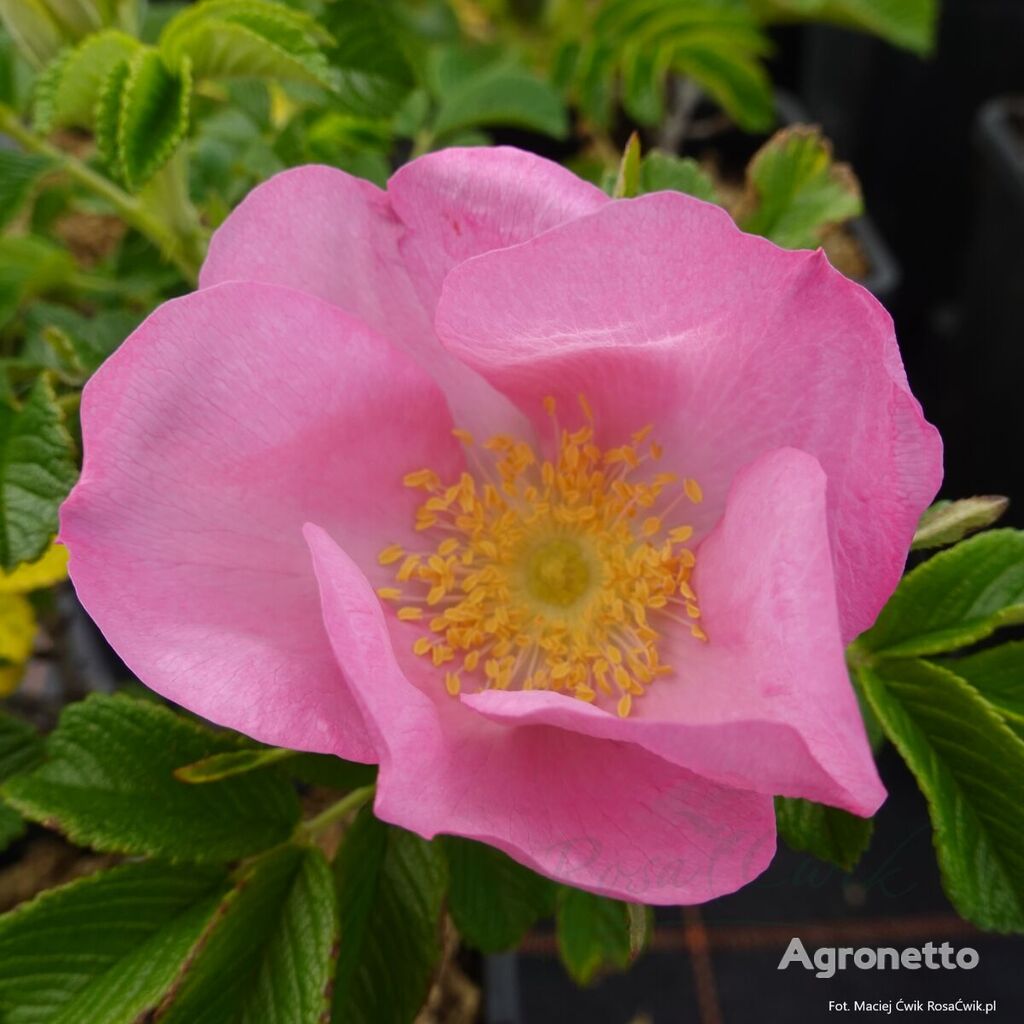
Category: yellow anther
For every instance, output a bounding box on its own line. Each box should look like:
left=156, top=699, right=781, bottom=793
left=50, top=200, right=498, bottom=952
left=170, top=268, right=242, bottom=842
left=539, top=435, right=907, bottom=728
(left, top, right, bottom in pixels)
left=684, top=478, right=704, bottom=503
left=452, top=428, right=475, bottom=445
left=397, top=554, right=421, bottom=581
left=403, top=469, right=439, bottom=490
left=378, top=544, right=404, bottom=566
left=378, top=398, right=705, bottom=714
left=431, top=644, right=454, bottom=666
left=641, top=516, right=662, bottom=537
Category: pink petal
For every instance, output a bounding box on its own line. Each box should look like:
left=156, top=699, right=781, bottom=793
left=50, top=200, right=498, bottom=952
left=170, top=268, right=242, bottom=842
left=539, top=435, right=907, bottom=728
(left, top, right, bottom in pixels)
left=61, top=282, right=462, bottom=761
left=387, top=146, right=608, bottom=309
left=200, top=150, right=607, bottom=437
left=464, top=448, right=885, bottom=816
left=436, top=192, right=942, bottom=639
left=199, top=165, right=512, bottom=435
left=305, top=524, right=776, bottom=904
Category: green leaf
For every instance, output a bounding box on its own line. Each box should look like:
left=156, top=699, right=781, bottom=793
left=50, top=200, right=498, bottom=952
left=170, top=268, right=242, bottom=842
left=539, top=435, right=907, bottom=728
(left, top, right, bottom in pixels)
left=94, top=56, right=130, bottom=177
left=611, top=131, right=641, bottom=199
left=426, top=43, right=502, bottom=100
left=556, top=888, right=633, bottom=986
left=175, top=745, right=298, bottom=783
left=443, top=837, right=556, bottom=953
left=753, top=0, right=938, bottom=56
left=0, top=0, right=66, bottom=69
left=157, top=845, right=337, bottom=1024
left=0, top=799, right=24, bottom=851
left=33, top=29, right=140, bottom=131
left=332, top=811, right=445, bottom=1024
left=639, top=150, right=721, bottom=203
left=668, top=37, right=774, bottom=133
left=3, top=693, right=301, bottom=862
left=109, top=48, right=192, bottom=191
left=100, top=0, right=140, bottom=35
left=912, top=496, right=1010, bottom=551
left=25, top=303, right=141, bottom=375
left=0, top=708, right=43, bottom=779
left=433, top=65, right=568, bottom=141
left=856, top=530, right=1024, bottom=659
left=858, top=659, right=1024, bottom=932
left=775, top=796, right=873, bottom=871
left=286, top=752, right=376, bottom=791
left=571, top=0, right=775, bottom=132
left=620, top=41, right=666, bottom=124
left=0, top=374, right=77, bottom=572
left=738, top=125, right=862, bottom=249
left=0, top=235, right=75, bottom=327
left=161, top=0, right=333, bottom=89
left=324, top=0, right=418, bottom=119
left=0, top=860, right=229, bottom=1024
left=0, top=709, right=42, bottom=853
left=0, top=149, right=54, bottom=229
left=30, top=0, right=102, bottom=38
left=937, top=643, right=1024, bottom=743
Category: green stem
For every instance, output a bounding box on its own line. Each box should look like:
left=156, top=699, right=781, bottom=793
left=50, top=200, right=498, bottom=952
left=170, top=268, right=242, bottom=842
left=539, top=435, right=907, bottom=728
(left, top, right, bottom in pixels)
left=0, top=103, right=200, bottom=285
left=299, top=783, right=376, bottom=838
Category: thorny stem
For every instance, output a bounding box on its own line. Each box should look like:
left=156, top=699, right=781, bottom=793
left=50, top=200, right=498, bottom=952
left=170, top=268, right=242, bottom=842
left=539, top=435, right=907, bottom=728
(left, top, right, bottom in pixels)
left=0, top=103, right=201, bottom=285
left=299, top=783, right=377, bottom=838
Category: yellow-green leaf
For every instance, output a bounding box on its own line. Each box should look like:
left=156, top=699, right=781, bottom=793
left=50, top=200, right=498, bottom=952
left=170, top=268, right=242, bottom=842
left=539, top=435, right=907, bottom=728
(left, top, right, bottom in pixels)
left=0, top=540, right=68, bottom=594
left=738, top=125, right=862, bottom=249
left=0, top=593, right=35, bottom=696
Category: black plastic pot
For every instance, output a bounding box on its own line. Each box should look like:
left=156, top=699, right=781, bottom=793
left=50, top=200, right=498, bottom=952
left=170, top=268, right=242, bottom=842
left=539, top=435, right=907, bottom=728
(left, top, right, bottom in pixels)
left=800, top=2, right=1024, bottom=313
left=952, top=96, right=1024, bottom=505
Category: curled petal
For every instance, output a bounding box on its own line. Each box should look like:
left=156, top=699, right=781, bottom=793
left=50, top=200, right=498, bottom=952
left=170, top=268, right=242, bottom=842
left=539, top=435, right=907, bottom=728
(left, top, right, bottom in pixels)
left=464, top=448, right=886, bottom=816
left=305, top=523, right=777, bottom=904
left=200, top=150, right=607, bottom=437
left=62, top=282, right=462, bottom=760
left=436, top=192, right=942, bottom=638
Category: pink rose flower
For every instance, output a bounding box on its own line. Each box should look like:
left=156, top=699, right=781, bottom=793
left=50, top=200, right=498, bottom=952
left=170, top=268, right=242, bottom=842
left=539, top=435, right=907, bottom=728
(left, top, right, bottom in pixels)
left=61, top=148, right=942, bottom=903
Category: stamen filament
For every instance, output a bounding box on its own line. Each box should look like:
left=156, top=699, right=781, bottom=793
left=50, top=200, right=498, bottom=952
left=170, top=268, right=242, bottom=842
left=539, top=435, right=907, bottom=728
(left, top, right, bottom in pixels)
left=380, top=398, right=705, bottom=716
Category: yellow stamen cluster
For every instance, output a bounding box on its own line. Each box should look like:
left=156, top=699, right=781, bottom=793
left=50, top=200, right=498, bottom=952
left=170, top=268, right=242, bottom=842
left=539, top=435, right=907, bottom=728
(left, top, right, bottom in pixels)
left=377, top=397, right=706, bottom=717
